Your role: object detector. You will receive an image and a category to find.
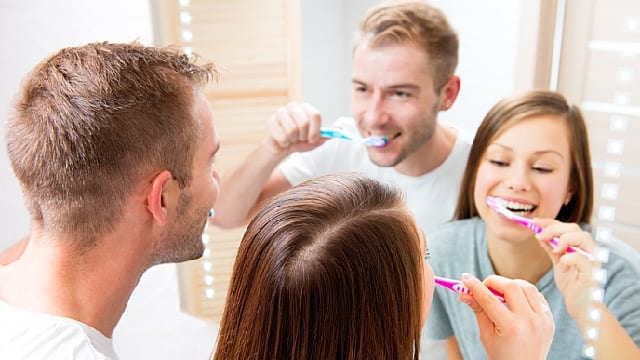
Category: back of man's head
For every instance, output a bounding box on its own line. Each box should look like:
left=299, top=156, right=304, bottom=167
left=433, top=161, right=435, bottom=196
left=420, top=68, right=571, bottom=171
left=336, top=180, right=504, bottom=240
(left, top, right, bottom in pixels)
left=6, top=41, right=217, bottom=249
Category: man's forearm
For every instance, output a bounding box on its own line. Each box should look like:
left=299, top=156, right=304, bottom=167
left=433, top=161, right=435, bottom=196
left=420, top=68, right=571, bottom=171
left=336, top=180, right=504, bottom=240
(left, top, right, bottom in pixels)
left=0, top=236, right=29, bottom=266
left=211, top=142, right=288, bottom=229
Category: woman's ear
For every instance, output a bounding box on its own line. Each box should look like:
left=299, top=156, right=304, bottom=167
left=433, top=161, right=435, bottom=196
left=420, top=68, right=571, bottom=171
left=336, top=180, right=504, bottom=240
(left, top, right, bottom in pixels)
left=439, top=75, right=461, bottom=111
left=146, top=170, right=175, bottom=225
left=564, top=183, right=575, bottom=206
left=564, top=192, right=573, bottom=206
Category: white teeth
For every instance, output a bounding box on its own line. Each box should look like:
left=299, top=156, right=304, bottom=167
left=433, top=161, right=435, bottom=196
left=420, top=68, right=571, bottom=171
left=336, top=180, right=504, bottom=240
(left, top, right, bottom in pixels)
left=370, top=132, right=400, bottom=140
left=504, top=200, right=534, bottom=212
left=370, top=134, right=393, bottom=139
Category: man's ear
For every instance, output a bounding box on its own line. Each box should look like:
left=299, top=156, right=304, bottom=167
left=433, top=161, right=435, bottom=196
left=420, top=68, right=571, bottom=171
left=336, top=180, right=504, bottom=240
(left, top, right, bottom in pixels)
left=146, top=170, right=175, bottom=225
left=439, top=75, right=461, bottom=111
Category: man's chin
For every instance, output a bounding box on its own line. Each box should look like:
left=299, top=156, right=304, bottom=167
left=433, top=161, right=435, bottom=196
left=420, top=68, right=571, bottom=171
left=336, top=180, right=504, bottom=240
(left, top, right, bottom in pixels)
left=185, top=240, right=206, bottom=261
left=368, top=154, right=401, bottom=168
left=169, top=239, right=206, bottom=264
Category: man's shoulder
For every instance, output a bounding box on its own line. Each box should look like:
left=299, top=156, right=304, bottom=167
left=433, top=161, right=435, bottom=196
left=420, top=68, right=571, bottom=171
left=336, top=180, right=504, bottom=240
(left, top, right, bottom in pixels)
left=0, top=303, right=118, bottom=359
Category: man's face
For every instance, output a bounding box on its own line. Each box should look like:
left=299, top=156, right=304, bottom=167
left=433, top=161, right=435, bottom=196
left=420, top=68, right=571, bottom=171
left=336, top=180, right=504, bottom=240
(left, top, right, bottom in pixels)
left=351, top=42, right=443, bottom=173
left=153, top=92, right=221, bottom=265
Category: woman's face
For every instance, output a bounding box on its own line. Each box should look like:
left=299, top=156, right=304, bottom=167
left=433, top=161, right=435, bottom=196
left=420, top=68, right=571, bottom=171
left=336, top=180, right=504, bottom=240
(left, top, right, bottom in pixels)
left=473, top=115, right=573, bottom=242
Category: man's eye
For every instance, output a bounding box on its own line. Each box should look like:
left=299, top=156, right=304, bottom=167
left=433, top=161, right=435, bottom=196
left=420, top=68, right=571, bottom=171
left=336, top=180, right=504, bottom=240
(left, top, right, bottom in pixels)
left=394, top=91, right=410, bottom=98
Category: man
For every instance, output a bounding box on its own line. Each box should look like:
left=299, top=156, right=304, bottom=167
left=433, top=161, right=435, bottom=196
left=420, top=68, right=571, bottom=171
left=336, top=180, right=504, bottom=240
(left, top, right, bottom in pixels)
left=212, top=0, right=466, bottom=234
left=211, top=1, right=468, bottom=358
left=0, top=42, right=221, bottom=359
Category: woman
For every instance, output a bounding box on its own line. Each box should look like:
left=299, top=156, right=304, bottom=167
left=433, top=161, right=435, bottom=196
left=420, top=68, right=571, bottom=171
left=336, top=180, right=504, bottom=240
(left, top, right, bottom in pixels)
left=213, top=173, right=553, bottom=359
left=425, top=90, right=640, bottom=359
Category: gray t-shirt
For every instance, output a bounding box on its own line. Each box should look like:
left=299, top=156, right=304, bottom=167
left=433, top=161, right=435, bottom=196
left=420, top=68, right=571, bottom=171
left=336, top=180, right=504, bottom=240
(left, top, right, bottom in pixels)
left=425, top=217, right=640, bottom=359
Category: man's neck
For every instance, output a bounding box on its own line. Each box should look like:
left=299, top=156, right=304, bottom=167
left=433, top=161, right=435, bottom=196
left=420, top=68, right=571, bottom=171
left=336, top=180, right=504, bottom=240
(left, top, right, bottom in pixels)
left=394, top=124, right=458, bottom=176
left=0, top=233, right=146, bottom=338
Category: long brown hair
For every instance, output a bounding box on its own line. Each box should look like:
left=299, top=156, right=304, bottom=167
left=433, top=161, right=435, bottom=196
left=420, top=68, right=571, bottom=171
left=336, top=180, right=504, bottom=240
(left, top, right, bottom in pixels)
left=214, top=173, right=423, bottom=360
left=454, top=89, right=593, bottom=223
left=6, top=41, right=217, bottom=249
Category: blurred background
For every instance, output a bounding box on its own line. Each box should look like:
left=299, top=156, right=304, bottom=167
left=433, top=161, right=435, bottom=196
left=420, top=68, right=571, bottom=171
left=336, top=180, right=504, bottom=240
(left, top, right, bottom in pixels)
left=1, top=0, right=638, bottom=358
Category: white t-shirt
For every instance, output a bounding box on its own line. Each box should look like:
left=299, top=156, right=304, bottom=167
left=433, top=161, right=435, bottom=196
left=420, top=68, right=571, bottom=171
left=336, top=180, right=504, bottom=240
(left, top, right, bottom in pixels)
left=279, top=117, right=471, bottom=234
left=0, top=300, right=118, bottom=360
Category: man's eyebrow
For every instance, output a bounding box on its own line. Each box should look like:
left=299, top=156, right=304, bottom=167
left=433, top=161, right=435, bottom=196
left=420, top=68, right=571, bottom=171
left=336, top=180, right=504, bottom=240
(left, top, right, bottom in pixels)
left=352, top=79, right=420, bottom=91
left=387, top=84, right=420, bottom=91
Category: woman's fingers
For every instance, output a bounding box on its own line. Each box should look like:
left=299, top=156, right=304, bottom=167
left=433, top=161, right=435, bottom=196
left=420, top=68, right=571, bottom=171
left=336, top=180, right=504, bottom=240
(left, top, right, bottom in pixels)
left=461, top=274, right=512, bottom=326
left=459, top=274, right=555, bottom=359
left=535, top=219, right=594, bottom=251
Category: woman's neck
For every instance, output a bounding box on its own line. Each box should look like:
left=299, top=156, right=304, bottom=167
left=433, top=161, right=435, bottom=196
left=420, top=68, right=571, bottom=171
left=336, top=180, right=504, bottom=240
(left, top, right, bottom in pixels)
left=486, top=233, right=552, bottom=285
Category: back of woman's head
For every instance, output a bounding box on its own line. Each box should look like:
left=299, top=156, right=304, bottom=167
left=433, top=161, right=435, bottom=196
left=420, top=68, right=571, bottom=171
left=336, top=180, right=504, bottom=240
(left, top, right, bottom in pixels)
left=214, top=173, right=423, bottom=360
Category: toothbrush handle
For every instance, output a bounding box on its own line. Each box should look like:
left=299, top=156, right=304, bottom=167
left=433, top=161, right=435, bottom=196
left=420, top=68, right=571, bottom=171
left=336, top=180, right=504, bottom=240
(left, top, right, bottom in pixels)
left=435, top=276, right=506, bottom=303
left=548, top=237, right=594, bottom=260
left=518, top=218, right=594, bottom=260
left=320, top=127, right=351, bottom=140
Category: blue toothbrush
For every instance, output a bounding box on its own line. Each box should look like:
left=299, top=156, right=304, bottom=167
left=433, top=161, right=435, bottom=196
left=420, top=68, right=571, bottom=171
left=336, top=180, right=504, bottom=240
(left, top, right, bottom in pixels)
left=320, top=127, right=389, bottom=148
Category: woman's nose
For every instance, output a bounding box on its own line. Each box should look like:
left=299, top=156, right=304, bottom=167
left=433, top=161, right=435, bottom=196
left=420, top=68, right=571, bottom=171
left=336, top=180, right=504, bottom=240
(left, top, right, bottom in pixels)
left=503, top=167, right=531, bottom=192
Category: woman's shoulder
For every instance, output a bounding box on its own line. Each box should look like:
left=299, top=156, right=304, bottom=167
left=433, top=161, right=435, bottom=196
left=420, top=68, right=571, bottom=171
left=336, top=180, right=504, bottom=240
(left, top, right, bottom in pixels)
left=429, top=217, right=483, bottom=236
left=598, top=235, right=640, bottom=276
left=427, top=217, right=485, bottom=251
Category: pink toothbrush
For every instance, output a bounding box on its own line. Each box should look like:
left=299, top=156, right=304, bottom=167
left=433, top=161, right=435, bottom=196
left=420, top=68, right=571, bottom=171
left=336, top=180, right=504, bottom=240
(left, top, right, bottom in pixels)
left=486, top=196, right=594, bottom=260
left=434, top=275, right=506, bottom=303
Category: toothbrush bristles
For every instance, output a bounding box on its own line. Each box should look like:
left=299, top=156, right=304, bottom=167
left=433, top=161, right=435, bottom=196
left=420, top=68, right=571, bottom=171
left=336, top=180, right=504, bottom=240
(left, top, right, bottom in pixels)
left=364, top=136, right=388, bottom=147
left=487, top=196, right=593, bottom=260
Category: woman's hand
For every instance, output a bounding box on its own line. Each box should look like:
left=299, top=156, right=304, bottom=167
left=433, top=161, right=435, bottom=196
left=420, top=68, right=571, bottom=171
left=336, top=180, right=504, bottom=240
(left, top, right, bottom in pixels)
left=459, top=274, right=554, bottom=360
left=534, top=218, right=599, bottom=322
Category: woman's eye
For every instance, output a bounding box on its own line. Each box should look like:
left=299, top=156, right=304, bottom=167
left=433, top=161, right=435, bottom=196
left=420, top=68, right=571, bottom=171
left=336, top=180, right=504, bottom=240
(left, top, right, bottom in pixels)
left=489, top=159, right=508, bottom=167
left=532, top=166, right=553, bottom=173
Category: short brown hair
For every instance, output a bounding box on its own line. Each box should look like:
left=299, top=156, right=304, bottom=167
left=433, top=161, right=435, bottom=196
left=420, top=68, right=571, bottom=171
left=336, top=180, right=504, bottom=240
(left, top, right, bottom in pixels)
left=454, top=90, right=593, bottom=223
left=214, top=173, right=423, bottom=359
left=6, top=41, right=217, bottom=247
left=355, top=0, right=459, bottom=91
